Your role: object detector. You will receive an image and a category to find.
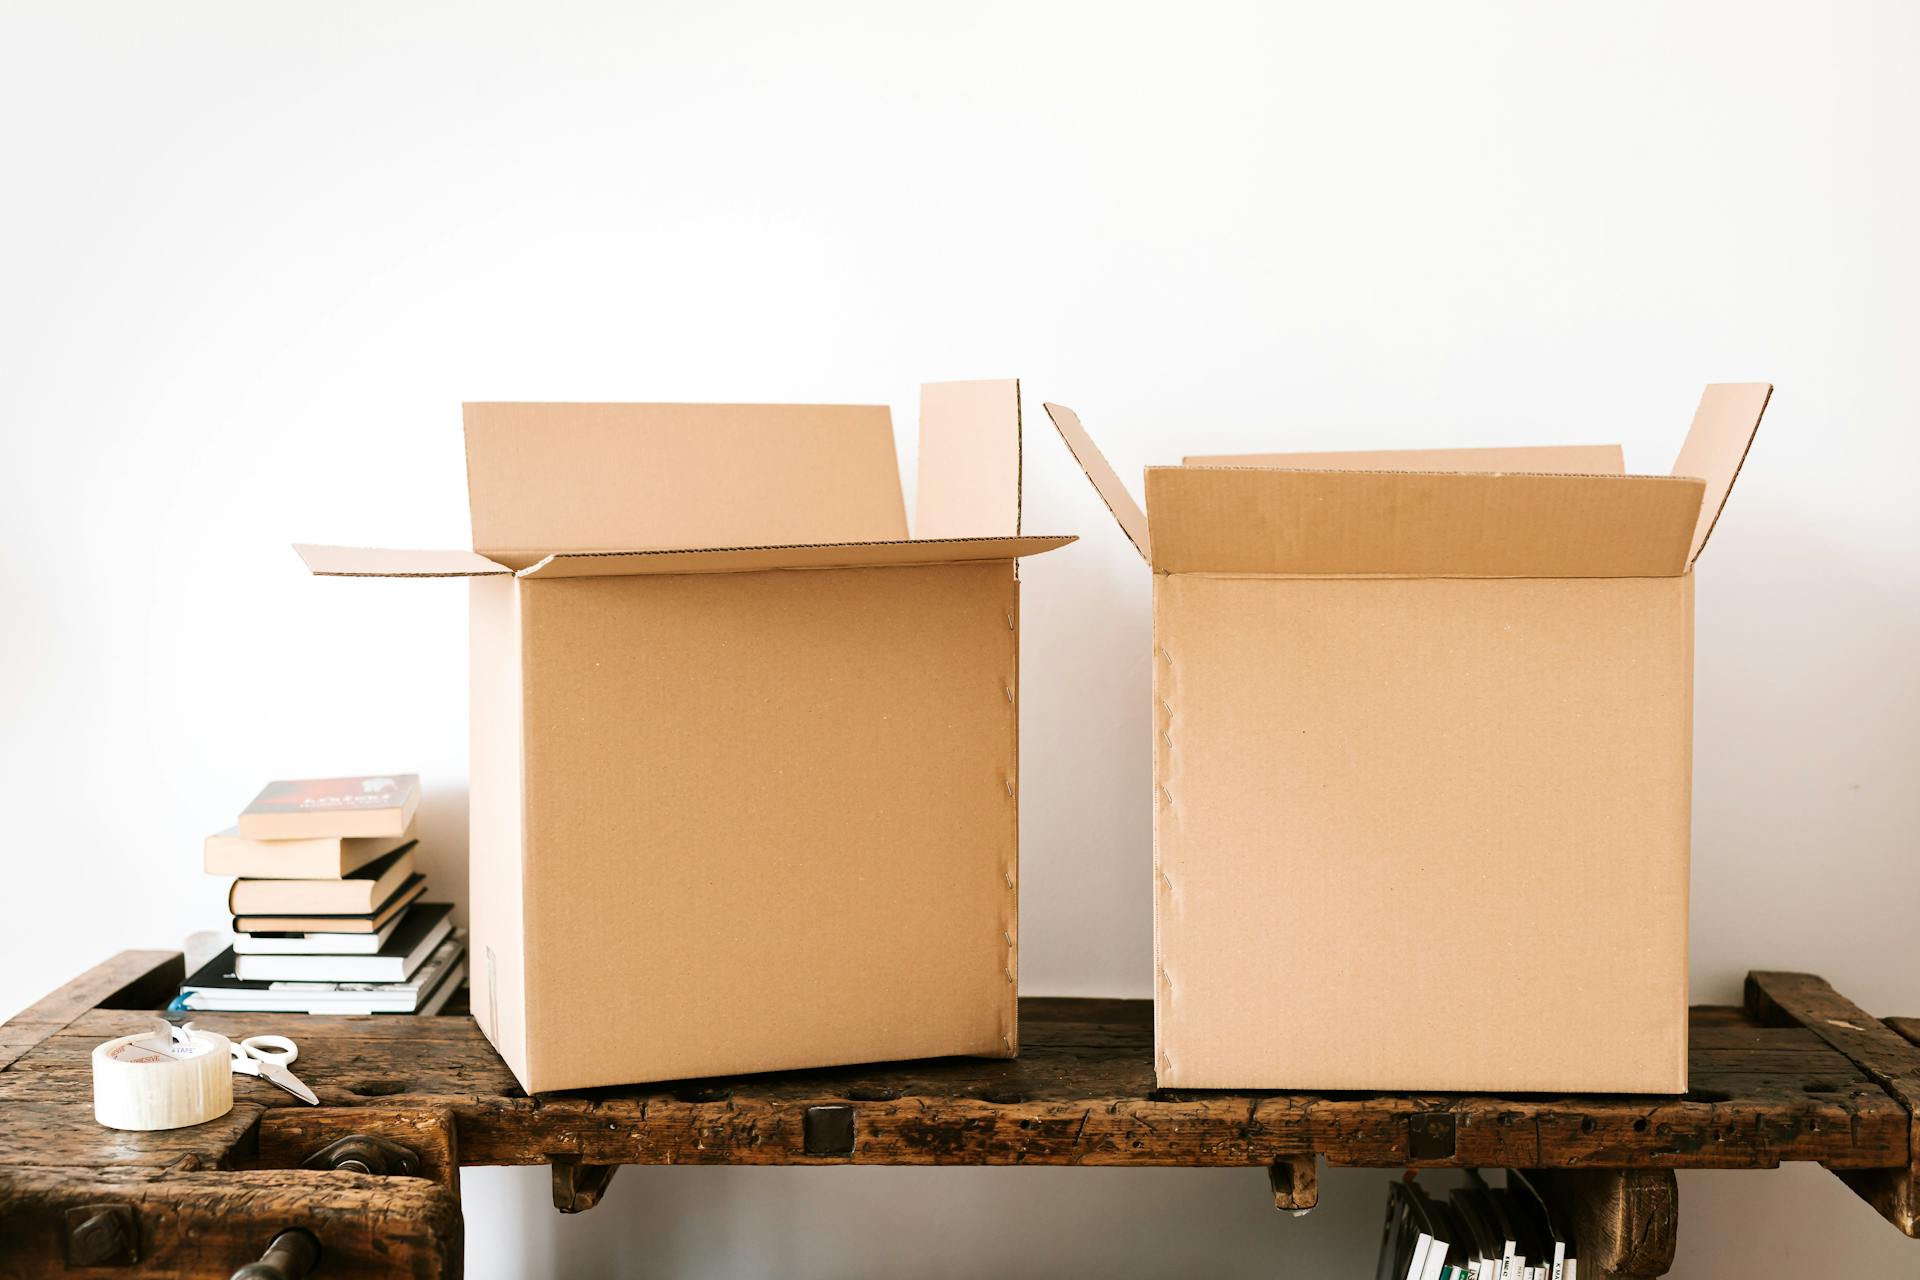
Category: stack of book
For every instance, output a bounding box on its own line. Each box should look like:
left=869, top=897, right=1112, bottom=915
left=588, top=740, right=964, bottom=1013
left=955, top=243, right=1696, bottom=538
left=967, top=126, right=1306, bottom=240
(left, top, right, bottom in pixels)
left=1376, top=1171, right=1580, bottom=1280
left=175, top=774, right=466, bottom=1015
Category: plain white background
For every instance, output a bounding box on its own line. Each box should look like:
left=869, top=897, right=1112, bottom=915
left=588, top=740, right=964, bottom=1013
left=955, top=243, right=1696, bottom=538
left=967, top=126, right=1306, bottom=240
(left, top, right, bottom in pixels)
left=3, top=2, right=1916, bottom=1275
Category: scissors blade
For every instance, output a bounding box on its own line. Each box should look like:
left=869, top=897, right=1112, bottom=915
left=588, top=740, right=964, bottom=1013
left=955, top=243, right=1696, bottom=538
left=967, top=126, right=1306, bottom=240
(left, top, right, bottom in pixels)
left=259, top=1060, right=319, bottom=1105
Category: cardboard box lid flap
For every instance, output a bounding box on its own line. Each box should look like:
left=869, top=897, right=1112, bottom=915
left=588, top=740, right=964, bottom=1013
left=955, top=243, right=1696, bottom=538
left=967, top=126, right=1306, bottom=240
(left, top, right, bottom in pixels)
left=293, top=544, right=513, bottom=578
left=1183, top=443, right=1627, bottom=474
left=463, top=402, right=909, bottom=557
left=1671, top=382, right=1772, bottom=565
left=1143, top=467, right=1705, bottom=577
left=915, top=379, right=1022, bottom=539
left=1041, top=402, right=1149, bottom=561
left=513, top=534, right=1075, bottom=579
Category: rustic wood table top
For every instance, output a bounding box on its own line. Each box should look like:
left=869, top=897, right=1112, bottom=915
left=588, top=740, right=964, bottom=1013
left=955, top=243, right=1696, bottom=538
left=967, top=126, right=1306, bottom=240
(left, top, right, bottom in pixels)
left=1, top=953, right=1914, bottom=1279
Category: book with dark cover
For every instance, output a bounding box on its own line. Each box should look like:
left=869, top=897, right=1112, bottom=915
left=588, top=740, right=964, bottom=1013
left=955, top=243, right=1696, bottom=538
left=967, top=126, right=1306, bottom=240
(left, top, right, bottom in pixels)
left=180, top=932, right=465, bottom=1014
left=234, top=904, right=453, bottom=983
left=233, top=912, right=403, bottom=955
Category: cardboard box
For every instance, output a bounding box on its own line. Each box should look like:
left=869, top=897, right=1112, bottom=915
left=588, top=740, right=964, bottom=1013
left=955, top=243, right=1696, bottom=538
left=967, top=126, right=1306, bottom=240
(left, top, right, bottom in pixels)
left=1043, top=384, right=1773, bottom=1094
left=296, top=380, right=1072, bottom=1092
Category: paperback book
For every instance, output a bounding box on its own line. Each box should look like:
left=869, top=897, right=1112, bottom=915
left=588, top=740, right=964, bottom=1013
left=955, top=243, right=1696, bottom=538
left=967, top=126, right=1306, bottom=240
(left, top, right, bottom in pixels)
left=179, top=932, right=466, bottom=1015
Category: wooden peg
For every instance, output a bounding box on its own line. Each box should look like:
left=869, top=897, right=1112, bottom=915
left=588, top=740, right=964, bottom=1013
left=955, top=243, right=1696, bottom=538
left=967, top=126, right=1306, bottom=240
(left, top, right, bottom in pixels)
left=1267, top=1155, right=1317, bottom=1211
left=551, top=1160, right=619, bottom=1214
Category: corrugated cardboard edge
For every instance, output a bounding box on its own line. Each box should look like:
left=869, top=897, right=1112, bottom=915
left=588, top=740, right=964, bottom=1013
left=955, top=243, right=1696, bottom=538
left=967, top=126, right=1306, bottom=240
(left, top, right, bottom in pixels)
left=1672, top=382, right=1773, bottom=565
left=1675, top=571, right=1696, bottom=1094
left=293, top=544, right=512, bottom=578
left=1150, top=577, right=1173, bottom=1086
left=513, top=535, right=1073, bottom=579
left=1041, top=402, right=1150, bottom=562
left=1003, top=570, right=1022, bottom=1058
left=1183, top=443, right=1627, bottom=474
left=469, top=577, right=532, bottom=1091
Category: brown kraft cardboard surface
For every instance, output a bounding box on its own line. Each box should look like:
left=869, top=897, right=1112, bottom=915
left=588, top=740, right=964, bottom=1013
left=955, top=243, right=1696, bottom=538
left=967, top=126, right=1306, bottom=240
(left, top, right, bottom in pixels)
left=1044, top=384, right=1771, bottom=1094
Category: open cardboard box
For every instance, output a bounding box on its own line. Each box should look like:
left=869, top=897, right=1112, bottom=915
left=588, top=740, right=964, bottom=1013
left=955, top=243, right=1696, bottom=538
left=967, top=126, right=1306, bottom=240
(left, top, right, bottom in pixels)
left=1045, top=384, right=1773, bottom=1094
left=297, top=380, right=1072, bottom=1092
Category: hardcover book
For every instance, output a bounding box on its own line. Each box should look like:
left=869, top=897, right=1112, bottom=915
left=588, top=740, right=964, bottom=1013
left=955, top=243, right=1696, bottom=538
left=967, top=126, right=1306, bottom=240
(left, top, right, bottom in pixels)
left=231, top=874, right=425, bottom=934
left=226, top=845, right=417, bottom=917
left=233, top=913, right=403, bottom=955
left=205, top=827, right=414, bottom=880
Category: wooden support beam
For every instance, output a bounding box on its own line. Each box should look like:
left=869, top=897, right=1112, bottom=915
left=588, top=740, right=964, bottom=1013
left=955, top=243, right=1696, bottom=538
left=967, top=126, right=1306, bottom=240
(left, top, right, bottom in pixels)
left=1537, top=1168, right=1678, bottom=1279
left=551, top=1160, right=620, bottom=1214
left=1746, top=971, right=1920, bottom=1239
left=0, top=1167, right=460, bottom=1278
left=1267, top=1155, right=1316, bottom=1211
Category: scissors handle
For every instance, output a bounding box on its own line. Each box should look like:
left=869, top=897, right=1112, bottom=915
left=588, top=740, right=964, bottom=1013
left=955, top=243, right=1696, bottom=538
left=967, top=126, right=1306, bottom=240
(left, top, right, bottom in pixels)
left=240, top=1034, right=299, bottom=1066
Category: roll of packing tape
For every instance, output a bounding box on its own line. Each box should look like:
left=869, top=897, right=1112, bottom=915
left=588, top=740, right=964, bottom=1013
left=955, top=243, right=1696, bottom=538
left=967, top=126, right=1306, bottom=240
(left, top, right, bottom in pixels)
left=92, top=1026, right=235, bottom=1131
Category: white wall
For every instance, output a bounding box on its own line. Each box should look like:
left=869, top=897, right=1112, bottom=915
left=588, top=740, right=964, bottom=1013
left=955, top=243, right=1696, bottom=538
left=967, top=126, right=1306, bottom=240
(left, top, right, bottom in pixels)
left=3, top=2, right=1916, bottom=1275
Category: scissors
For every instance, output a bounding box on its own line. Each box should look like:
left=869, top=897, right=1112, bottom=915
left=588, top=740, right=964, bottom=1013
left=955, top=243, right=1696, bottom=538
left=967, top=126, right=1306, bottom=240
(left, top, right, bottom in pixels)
left=224, top=1032, right=319, bottom=1105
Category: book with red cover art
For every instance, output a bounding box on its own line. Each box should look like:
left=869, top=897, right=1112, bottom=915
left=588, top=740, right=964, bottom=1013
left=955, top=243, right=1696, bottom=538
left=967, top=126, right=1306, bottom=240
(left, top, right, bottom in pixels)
left=238, top=774, right=421, bottom=839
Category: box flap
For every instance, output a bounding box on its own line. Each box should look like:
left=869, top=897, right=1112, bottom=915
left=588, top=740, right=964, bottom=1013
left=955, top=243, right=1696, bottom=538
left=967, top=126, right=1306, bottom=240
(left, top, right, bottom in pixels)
left=463, top=402, right=909, bottom=559
left=1671, top=382, right=1772, bottom=565
left=915, top=379, right=1022, bottom=538
left=1183, top=443, right=1626, bottom=474
left=1143, top=467, right=1705, bottom=577
left=1040, top=402, right=1149, bottom=561
left=293, top=544, right=512, bottom=578
left=513, top=535, right=1075, bottom=579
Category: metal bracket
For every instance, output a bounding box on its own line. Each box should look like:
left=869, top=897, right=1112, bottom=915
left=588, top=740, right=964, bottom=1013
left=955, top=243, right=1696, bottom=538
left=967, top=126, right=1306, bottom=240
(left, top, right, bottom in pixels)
left=229, top=1228, right=321, bottom=1280
left=64, top=1203, right=138, bottom=1267
left=804, top=1104, right=857, bottom=1158
left=300, top=1133, right=422, bottom=1178
left=1408, top=1111, right=1458, bottom=1162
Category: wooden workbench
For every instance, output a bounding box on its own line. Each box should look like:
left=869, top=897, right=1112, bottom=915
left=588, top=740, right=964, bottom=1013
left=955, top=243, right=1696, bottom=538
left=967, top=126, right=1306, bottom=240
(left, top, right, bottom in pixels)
left=1, top=953, right=1914, bottom=1278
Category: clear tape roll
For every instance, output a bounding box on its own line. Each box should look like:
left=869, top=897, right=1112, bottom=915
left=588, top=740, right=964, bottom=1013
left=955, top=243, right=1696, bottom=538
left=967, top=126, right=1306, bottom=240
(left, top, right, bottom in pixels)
left=92, top=1027, right=235, bottom=1131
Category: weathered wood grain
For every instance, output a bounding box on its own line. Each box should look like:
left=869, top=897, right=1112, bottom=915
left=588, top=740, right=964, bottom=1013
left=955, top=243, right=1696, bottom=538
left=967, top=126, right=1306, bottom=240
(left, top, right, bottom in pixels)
left=551, top=1159, right=619, bottom=1214
left=4, top=955, right=1915, bottom=1278
left=3, top=1000, right=1909, bottom=1178
left=0, top=951, right=183, bottom=1072
left=1538, top=1169, right=1678, bottom=1280
left=1267, top=1156, right=1316, bottom=1211
left=1745, top=972, right=1920, bottom=1239
left=0, top=1167, right=460, bottom=1279
left=252, top=1106, right=461, bottom=1197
